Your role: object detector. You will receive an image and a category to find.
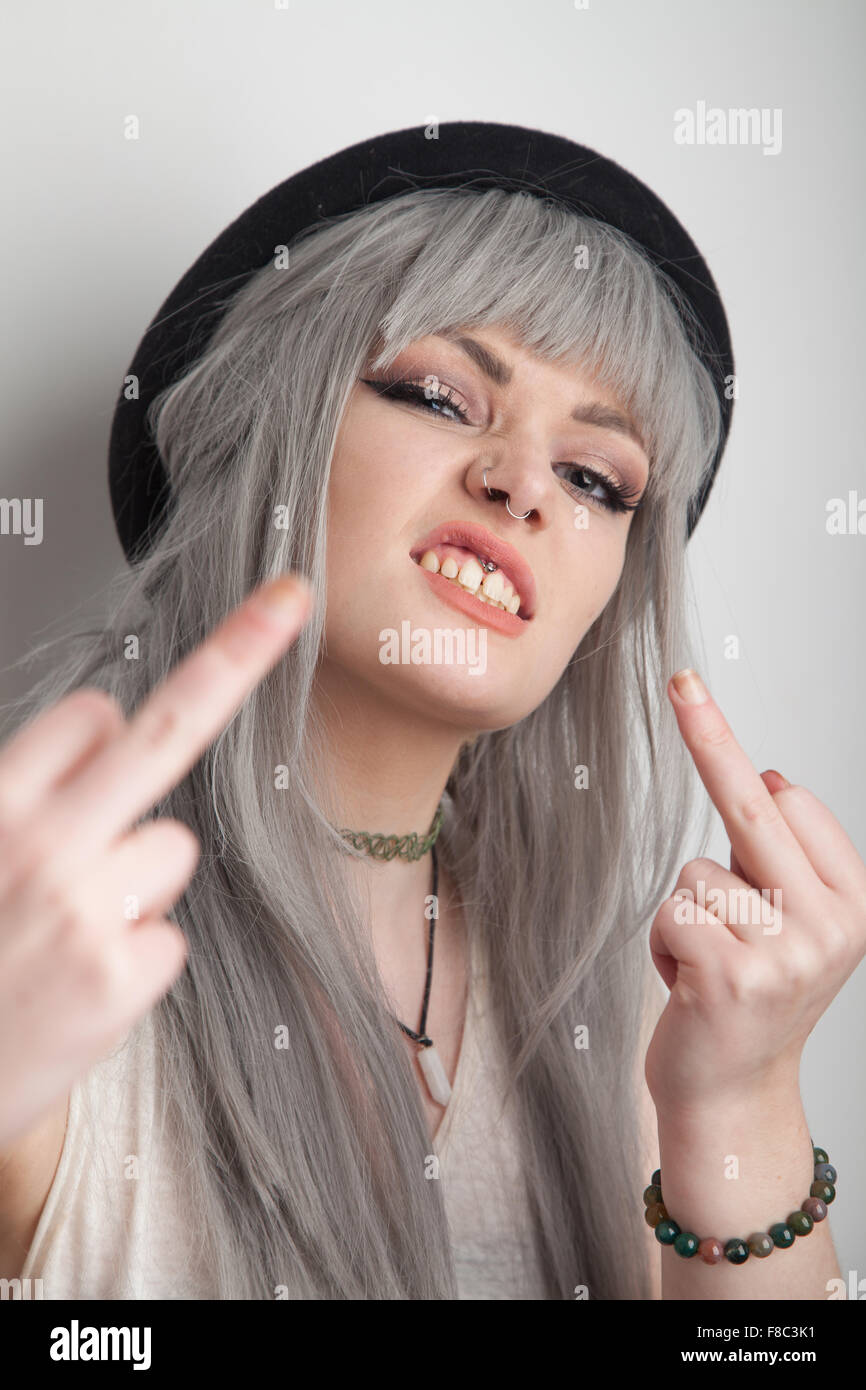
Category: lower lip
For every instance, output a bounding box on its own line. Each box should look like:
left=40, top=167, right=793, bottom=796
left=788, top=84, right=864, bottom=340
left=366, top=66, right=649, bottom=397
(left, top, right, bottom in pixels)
left=411, top=562, right=528, bottom=637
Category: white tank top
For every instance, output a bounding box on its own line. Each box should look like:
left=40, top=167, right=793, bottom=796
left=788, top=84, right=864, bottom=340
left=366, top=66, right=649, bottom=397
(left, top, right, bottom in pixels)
left=21, top=928, right=546, bottom=1300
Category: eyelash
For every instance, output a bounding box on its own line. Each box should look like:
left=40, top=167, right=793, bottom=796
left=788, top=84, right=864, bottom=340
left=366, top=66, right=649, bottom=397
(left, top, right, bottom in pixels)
left=362, top=376, right=472, bottom=423
left=362, top=375, right=644, bottom=516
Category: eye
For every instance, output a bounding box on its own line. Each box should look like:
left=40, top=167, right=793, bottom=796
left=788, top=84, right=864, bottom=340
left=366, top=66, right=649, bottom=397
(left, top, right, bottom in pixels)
left=556, top=461, right=644, bottom=515
left=360, top=375, right=471, bottom=424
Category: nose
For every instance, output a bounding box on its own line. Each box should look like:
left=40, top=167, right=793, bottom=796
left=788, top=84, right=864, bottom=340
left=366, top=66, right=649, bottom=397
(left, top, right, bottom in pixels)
left=472, top=448, right=556, bottom=527
left=482, top=469, right=533, bottom=519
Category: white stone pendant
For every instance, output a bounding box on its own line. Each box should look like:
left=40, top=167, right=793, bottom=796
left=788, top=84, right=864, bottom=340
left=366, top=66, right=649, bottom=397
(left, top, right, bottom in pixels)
left=418, top=1043, right=452, bottom=1106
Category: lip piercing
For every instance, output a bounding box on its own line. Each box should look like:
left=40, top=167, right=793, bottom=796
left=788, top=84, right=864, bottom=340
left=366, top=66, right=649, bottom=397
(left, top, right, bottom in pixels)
left=483, top=468, right=531, bottom=520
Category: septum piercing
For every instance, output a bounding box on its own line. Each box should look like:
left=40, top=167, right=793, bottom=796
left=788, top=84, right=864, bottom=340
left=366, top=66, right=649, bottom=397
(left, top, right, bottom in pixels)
left=483, top=468, right=531, bottom=520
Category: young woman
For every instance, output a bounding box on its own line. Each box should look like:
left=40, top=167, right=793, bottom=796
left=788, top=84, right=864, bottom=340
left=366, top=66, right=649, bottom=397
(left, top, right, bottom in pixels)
left=0, top=124, right=861, bottom=1301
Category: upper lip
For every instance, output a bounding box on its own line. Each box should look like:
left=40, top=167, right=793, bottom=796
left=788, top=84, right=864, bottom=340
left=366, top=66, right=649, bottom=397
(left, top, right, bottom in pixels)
left=410, top=520, right=537, bottom=620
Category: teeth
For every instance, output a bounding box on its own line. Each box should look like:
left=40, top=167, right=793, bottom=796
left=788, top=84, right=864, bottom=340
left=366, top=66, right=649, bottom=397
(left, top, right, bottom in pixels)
left=457, top=557, right=485, bottom=593
left=417, top=548, right=523, bottom=616
left=481, top=570, right=505, bottom=602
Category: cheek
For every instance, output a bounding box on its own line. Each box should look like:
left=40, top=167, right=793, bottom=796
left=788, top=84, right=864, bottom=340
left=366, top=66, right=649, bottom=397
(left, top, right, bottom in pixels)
left=327, top=414, right=389, bottom=580
left=323, top=406, right=423, bottom=650
left=328, top=395, right=423, bottom=532
left=558, top=534, right=628, bottom=635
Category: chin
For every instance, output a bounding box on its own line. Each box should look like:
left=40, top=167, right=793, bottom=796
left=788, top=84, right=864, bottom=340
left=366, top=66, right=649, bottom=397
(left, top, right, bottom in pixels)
left=388, top=660, right=541, bottom=729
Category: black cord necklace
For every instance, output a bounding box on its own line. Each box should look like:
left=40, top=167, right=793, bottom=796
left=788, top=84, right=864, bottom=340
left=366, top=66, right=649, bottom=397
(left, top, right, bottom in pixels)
left=336, top=805, right=452, bottom=1106
left=396, top=842, right=451, bottom=1106
left=398, top=840, right=438, bottom=1049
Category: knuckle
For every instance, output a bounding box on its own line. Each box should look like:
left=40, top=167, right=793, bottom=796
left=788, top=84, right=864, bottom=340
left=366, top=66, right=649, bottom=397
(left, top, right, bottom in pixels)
left=820, top=914, right=852, bottom=966
left=725, top=886, right=756, bottom=924
left=139, top=818, right=201, bottom=869
left=659, top=887, right=688, bottom=915
left=775, top=782, right=810, bottom=805
left=1, top=820, right=61, bottom=891
left=695, top=716, right=731, bottom=750
left=70, top=938, right=119, bottom=1003
left=655, top=896, right=675, bottom=926
left=133, top=702, right=182, bottom=750
left=41, top=876, right=90, bottom=936
left=724, top=959, right=764, bottom=1006
left=738, top=789, right=782, bottom=828
left=44, top=893, right=122, bottom=1000
left=679, top=857, right=716, bottom=882
left=776, top=946, right=812, bottom=990
left=70, top=686, right=126, bottom=726
left=160, top=818, right=200, bottom=855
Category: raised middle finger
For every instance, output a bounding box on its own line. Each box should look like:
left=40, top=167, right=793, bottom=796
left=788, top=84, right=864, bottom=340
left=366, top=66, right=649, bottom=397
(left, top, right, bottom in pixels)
left=668, top=668, right=818, bottom=908
left=15, top=575, right=313, bottom=888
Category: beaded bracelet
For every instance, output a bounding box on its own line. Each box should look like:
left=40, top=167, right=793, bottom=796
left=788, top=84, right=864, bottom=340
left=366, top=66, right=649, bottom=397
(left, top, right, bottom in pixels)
left=643, top=1140, right=836, bottom=1264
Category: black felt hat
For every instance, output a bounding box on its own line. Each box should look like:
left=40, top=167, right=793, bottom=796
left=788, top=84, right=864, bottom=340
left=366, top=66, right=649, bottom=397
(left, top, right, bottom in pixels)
left=108, top=120, right=735, bottom=564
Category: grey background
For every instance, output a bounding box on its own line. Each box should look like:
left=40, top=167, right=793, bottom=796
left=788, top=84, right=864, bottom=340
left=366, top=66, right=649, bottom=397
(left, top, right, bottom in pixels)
left=2, top=0, right=864, bottom=1289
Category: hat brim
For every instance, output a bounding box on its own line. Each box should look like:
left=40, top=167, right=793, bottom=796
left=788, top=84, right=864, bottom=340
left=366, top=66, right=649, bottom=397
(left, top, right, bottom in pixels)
left=108, top=119, right=734, bottom=563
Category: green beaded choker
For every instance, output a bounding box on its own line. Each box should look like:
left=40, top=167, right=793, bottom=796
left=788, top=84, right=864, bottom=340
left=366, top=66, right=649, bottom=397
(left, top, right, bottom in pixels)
left=337, top=801, right=444, bottom=862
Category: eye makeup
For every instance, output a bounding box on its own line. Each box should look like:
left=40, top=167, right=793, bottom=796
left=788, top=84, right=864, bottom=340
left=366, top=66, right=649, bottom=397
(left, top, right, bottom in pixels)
left=359, top=366, right=647, bottom=516
left=360, top=375, right=472, bottom=424
left=554, top=460, right=644, bottom=515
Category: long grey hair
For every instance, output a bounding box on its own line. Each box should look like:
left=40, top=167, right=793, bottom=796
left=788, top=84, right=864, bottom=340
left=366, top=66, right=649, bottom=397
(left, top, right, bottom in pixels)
left=5, top=185, right=722, bottom=1298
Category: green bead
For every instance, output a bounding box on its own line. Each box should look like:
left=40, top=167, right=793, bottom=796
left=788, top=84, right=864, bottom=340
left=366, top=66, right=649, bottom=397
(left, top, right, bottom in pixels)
left=655, top=1219, right=680, bottom=1245
left=812, top=1147, right=829, bottom=1165
left=651, top=1169, right=661, bottom=1188
left=724, top=1239, right=749, bottom=1264
left=809, top=1180, right=836, bottom=1205
left=768, top=1222, right=795, bottom=1249
left=643, top=1183, right=663, bottom=1207
left=673, top=1231, right=700, bottom=1258
left=788, top=1210, right=814, bottom=1236
left=747, top=1232, right=774, bottom=1258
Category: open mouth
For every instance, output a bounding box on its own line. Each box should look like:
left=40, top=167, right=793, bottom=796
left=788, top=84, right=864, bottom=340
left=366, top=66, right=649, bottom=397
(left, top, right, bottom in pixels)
left=412, top=544, right=525, bottom=616
left=408, top=521, right=537, bottom=622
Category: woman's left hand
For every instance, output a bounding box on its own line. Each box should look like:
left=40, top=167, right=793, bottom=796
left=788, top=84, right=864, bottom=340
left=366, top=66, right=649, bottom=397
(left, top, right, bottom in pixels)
left=645, top=668, right=866, bottom=1117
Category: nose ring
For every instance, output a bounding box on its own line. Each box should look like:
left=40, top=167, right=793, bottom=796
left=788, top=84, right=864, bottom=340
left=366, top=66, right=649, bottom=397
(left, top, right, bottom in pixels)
left=482, top=468, right=531, bottom=520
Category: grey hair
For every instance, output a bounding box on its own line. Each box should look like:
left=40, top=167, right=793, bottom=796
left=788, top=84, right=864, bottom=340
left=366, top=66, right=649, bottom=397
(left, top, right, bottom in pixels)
left=4, top=185, right=721, bottom=1299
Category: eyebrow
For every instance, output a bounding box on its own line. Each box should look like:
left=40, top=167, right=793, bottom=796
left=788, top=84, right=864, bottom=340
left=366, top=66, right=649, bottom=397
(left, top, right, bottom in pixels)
left=433, top=329, right=646, bottom=452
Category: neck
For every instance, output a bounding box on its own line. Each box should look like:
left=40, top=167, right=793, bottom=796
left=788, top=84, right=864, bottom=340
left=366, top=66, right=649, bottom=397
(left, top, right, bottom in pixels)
left=308, top=659, right=474, bottom=937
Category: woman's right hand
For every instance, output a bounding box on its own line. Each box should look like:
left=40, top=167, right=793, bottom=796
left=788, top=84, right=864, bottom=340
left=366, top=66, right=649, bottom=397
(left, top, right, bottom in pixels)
left=0, top=574, right=314, bottom=1150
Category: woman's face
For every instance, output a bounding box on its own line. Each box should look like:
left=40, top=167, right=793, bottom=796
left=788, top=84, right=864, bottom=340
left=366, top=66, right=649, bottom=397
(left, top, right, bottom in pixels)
left=322, top=323, right=650, bottom=734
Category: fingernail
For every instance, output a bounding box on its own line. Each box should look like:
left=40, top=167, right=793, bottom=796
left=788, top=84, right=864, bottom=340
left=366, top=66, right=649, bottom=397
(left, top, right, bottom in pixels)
left=767, top=768, right=791, bottom=788
left=671, top=668, right=708, bottom=705
left=253, top=575, right=312, bottom=620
